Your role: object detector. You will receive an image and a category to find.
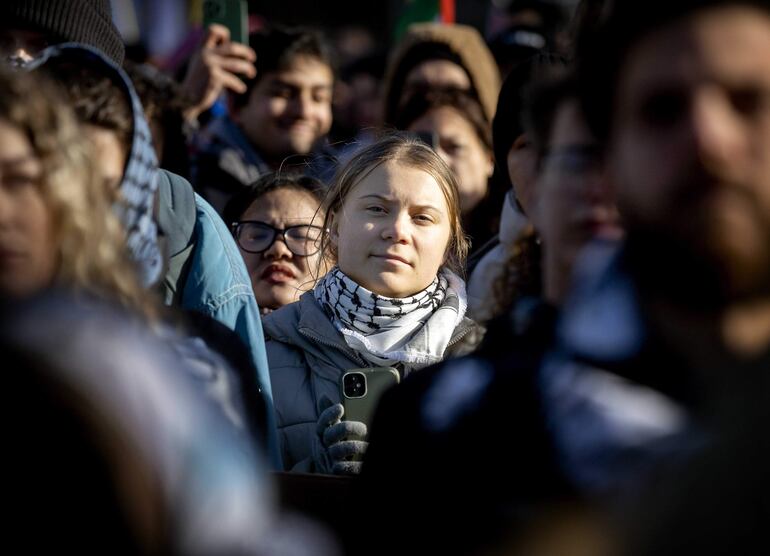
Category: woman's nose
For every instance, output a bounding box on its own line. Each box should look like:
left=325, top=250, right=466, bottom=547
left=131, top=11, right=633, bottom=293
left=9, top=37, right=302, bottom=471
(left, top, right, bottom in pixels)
left=263, top=234, right=293, bottom=259
left=381, top=212, right=410, bottom=243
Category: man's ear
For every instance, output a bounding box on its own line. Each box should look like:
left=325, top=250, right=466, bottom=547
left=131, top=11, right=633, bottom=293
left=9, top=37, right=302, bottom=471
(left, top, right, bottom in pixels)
left=485, top=151, right=495, bottom=179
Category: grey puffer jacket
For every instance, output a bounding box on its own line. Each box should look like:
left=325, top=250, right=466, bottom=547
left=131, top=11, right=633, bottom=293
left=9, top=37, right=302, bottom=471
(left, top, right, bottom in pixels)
left=263, top=291, right=482, bottom=471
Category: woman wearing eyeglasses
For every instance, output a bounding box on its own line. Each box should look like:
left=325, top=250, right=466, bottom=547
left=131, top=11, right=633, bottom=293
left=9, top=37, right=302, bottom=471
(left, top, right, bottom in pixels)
left=223, top=173, right=329, bottom=315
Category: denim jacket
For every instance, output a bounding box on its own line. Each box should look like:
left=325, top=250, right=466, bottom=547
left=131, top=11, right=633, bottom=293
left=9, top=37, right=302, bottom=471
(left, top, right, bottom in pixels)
left=181, top=192, right=281, bottom=468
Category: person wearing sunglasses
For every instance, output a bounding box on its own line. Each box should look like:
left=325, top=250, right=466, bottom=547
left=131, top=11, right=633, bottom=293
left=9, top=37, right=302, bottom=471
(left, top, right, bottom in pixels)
left=223, top=173, right=329, bottom=314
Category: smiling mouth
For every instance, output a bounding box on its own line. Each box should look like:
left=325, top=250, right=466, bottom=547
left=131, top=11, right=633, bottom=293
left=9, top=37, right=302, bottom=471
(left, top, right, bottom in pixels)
left=279, top=120, right=315, bottom=133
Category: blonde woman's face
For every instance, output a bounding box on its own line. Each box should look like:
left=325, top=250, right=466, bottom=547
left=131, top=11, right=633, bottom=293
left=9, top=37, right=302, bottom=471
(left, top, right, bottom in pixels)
left=332, top=161, right=452, bottom=297
left=0, top=119, right=58, bottom=297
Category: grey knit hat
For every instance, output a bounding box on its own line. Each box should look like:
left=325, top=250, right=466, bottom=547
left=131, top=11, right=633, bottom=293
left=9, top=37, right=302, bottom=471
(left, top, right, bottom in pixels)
left=1, top=0, right=124, bottom=65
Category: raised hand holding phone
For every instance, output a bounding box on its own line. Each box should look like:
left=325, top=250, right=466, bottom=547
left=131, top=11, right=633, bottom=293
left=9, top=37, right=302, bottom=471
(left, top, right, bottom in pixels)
left=180, top=4, right=256, bottom=123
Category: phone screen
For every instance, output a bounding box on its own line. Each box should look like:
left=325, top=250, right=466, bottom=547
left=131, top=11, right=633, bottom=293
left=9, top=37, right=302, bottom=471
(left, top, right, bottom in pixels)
left=203, top=0, right=248, bottom=44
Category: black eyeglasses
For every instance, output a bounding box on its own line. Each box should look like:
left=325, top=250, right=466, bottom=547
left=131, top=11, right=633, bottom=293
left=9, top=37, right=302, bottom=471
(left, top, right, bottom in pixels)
left=231, top=221, right=323, bottom=256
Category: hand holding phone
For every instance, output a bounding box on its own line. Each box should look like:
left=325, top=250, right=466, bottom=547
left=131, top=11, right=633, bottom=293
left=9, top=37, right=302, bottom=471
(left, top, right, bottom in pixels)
left=203, top=0, right=248, bottom=45
left=314, top=396, right=368, bottom=475
left=340, top=367, right=401, bottom=429
left=180, top=0, right=255, bottom=122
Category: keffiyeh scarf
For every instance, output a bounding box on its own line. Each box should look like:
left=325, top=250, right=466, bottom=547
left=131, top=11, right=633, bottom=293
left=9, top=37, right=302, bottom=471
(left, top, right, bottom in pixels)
left=314, top=266, right=467, bottom=369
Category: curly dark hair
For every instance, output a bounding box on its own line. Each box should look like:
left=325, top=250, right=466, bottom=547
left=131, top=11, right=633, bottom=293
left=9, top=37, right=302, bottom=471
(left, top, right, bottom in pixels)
left=39, top=59, right=132, bottom=154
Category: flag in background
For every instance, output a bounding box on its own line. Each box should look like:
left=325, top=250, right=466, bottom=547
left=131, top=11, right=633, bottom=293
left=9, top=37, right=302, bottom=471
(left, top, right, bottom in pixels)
left=394, top=0, right=456, bottom=40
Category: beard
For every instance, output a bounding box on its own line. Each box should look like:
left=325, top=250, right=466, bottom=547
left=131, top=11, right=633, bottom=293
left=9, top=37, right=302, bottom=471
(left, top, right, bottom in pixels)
left=624, top=177, right=770, bottom=310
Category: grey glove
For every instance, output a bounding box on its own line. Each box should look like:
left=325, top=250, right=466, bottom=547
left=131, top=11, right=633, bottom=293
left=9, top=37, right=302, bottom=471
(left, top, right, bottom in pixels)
left=312, top=396, right=368, bottom=475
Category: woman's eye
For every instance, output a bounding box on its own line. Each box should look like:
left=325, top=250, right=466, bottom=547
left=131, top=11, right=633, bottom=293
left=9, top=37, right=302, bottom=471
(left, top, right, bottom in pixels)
left=414, top=214, right=434, bottom=223
left=366, top=206, right=385, bottom=213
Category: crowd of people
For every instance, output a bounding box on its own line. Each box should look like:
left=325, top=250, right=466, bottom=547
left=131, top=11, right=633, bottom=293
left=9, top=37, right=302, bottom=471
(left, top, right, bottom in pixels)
left=2, top=0, right=769, bottom=554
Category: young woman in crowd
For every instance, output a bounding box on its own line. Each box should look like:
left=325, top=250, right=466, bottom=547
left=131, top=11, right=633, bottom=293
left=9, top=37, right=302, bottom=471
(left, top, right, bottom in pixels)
left=351, top=68, right=623, bottom=556
left=467, top=52, right=567, bottom=323
left=223, top=173, right=328, bottom=315
left=394, top=89, right=495, bottom=243
left=263, top=133, right=482, bottom=473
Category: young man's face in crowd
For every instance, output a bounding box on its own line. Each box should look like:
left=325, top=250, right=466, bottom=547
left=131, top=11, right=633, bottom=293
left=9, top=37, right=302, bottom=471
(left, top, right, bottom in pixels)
left=235, top=55, right=333, bottom=163
left=609, top=5, right=770, bottom=298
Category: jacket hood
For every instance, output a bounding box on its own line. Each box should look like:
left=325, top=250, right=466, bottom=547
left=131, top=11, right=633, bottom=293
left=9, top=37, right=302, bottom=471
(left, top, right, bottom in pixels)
left=383, top=23, right=501, bottom=125
left=28, top=43, right=163, bottom=288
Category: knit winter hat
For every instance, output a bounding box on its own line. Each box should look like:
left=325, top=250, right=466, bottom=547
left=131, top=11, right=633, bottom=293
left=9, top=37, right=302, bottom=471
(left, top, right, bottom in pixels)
left=1, top=0, right=124, bottom=65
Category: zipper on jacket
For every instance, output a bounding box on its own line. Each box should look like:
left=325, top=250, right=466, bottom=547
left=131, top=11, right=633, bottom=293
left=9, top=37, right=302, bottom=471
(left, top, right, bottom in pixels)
left=447, top=320, right=477, bottom=348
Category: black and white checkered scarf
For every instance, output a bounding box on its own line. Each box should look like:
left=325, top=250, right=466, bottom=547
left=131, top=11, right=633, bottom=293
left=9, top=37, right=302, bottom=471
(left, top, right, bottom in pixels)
left=314, top=266, right=467, bottom=369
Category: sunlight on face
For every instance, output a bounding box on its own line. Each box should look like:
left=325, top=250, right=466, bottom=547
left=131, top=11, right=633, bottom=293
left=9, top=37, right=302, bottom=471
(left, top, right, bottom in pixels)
left=333, top=161, right=452, bottom=297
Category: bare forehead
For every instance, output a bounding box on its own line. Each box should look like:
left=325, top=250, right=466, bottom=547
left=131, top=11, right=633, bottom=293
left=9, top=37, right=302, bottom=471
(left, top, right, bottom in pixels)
left=350, top=160, right=450, bottom=210
left=410, top=106, right=477, bottom=138
left=621, top=7, right=770, bottom=94
left=406, top=59, right=470, bottom=88
left=266, top=55, right=334, bottom=87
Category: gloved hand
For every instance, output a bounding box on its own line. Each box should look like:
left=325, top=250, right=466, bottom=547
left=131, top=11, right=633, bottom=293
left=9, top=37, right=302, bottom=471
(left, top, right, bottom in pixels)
left=312, top=396, right=368, bottom=475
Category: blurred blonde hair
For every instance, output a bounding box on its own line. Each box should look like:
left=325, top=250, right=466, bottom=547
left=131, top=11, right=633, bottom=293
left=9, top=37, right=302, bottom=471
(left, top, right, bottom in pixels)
left=316, top=132, right=470, bottom=281
left=0, top=66, right=157, bottom=318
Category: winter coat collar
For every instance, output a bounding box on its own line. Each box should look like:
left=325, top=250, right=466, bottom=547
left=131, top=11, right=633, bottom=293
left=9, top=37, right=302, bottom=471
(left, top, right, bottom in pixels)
left=263, top=291, right=481, bottom=380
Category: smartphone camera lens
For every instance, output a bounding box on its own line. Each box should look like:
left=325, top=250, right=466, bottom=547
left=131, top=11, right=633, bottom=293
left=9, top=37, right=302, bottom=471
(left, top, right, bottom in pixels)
left=343, top=372, right=367, bottom=398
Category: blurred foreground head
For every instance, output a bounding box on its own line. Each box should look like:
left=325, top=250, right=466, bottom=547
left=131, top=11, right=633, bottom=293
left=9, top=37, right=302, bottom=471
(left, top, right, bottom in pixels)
left=579, top=1, right=770, bottom=307
left=0, top=64, right=147, bottom=311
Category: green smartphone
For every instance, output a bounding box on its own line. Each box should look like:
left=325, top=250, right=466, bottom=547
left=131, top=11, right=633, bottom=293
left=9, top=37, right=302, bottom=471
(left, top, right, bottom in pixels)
left=340, top=367, right=400, bottom=431
left=202, top=0, right=248, bottom=44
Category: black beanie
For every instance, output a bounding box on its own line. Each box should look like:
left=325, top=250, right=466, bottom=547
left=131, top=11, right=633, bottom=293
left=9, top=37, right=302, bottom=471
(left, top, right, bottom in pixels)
left=1, top=0, right=124, bottom=65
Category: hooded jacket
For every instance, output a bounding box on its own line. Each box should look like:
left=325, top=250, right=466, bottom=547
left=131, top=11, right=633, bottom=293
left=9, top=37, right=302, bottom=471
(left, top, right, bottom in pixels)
left=30, top=45, right=281, bottom=468
left=383, top=23, right=501, bottom=125
left=29, top=44, right=163, bottom=288
left=263, top=291, right=481, bottom=471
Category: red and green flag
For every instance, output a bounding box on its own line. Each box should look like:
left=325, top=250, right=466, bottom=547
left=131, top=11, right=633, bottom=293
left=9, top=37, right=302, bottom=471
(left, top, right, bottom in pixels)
left=394, top=0, right=456, bottom=40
